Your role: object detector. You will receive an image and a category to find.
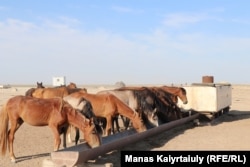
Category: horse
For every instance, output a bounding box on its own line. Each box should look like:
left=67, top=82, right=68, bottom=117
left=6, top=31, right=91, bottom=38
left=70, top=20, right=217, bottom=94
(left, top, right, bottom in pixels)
left=0, top=95, right=101, bottom=163
left=98, top=87, right=160, bottom=130
left=63, top=96, right=103, bottom=144
left=64, top=91, right=147, bottom=136
left=157, top=86, right=188, bottom=104
left=146, top=87, right=183, bottom=123
left=111, top=86, right=183, bottom=126
left=25, top=85, right=87, bottom=98
left=25, top=84, right=89, bottom=144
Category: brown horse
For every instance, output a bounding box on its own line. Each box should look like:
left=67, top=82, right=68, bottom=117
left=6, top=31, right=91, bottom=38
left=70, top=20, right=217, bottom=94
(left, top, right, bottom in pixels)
left=158, top=86, right=188, bottom=104
left=0, top=95, right=101, bottom=163
left=25, top=85, right=87, bottom=98
left=98, top=87, right=159, bottom=130
left=64, top=91, right=147, bottom=136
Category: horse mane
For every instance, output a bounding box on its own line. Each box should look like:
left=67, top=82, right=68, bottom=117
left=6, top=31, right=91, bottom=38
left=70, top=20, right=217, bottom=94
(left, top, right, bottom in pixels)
left=25, top=88, right=36, bottom=97
left=180, top=87, right=187, bottom=94
left=76, top=97, right=103, bottom=135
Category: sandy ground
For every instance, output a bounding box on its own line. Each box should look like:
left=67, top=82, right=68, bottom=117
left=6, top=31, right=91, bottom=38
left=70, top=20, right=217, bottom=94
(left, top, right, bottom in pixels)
left=0, top=85, right=250, bottom=167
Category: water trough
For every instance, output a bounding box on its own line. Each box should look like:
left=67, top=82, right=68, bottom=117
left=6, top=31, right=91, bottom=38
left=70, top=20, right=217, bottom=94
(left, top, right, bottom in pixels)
left=50, top=113, right=200, bottom=167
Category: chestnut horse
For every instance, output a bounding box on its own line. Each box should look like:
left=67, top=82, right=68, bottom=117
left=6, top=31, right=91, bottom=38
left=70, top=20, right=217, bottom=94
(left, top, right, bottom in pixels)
left=157, top=86, right=188, bottom=104
left=97, top=87, right=159, bottom=129
left=64, top=91, right=147, bottom=136
left=25, top=85, right=87, bottom=98
left=0, top=95, right=101, bottom=163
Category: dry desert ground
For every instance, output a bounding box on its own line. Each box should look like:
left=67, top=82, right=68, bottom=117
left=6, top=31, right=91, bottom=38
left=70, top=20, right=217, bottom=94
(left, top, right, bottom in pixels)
left=0, top=84, right=250, bottom=167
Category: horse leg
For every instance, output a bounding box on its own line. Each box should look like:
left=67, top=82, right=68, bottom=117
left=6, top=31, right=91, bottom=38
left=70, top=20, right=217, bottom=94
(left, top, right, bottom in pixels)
left=105, top=116, right=112, bottom=136
left=121, top=115, right=130, bottom=130
left=75, top=127, right=80, bottom=145
left=8, top=119, right=23, bottom=163
left=62, top=127, right=67, bottom=148
left=111, top=117, right=115, bottom=134
left=50, top=126, right=61, bottom=151
left=113, top=115, right=120, bottom=133
left=67, top=125, right=73, bottom=144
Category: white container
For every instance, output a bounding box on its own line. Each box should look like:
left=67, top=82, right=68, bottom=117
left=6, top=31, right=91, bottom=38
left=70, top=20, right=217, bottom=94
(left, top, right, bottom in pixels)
left=178, top=83, right=232, bottom=113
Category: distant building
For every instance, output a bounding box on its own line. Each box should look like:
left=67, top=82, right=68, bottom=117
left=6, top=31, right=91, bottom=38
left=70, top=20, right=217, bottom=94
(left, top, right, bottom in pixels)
left=52, top=76, right=66, bottom=86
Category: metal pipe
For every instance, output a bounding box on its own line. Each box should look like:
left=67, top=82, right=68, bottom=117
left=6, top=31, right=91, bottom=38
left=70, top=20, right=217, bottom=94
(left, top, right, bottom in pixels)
left=51, top=113, right=200, bottom=167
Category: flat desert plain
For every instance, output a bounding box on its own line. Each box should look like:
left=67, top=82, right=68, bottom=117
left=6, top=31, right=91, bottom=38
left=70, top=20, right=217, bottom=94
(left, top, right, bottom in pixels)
left=0, top=84, right=250, bottom=167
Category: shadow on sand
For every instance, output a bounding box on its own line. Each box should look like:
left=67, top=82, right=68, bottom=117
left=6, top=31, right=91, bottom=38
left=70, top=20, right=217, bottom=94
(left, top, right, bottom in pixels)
left=15, top=152, right=50, bottom=163
left=87, top=109, right=250, bottom=166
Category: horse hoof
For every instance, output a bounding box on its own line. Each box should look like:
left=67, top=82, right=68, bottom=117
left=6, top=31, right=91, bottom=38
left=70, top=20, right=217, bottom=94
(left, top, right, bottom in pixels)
left=10, top=158, right=16, bottom=163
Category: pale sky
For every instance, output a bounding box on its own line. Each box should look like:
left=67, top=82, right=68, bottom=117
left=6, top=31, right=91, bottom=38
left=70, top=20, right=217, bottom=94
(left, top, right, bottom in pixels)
left=1, top=1, right=250, bottom=85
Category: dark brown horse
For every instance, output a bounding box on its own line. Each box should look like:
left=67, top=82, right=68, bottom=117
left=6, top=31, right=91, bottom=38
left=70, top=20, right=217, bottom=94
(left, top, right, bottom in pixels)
left=64, top=91, right=147, bottom=136
left=0, top=96, right=101, bottom=162
left=146, top=87, right=183, bottom=123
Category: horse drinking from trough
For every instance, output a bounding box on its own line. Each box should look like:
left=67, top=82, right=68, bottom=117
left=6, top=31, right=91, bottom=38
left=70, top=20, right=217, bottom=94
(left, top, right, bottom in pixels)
left=64, top=91, right=147, bottom=136
left=157, top=86, right=188, bottom=104
left=109, top=86, right=185, bottom=126
left=63, top=96, right=103, bottom=144
left=0, top=95, right=101, bottom=163
left=97, top=87, right=160, bottom=130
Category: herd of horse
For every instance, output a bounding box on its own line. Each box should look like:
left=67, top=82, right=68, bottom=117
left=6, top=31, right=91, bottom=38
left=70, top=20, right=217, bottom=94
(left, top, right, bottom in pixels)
left=0, top=82, right=188, bottom=163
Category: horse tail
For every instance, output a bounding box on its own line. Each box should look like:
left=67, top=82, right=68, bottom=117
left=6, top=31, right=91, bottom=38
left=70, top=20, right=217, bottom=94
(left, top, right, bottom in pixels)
left=0, top=103, right=9, bottom=156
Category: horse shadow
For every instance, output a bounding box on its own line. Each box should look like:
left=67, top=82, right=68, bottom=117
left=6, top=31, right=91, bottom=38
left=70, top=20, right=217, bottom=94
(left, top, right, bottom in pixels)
left=15, top=152, right=50, bottom=163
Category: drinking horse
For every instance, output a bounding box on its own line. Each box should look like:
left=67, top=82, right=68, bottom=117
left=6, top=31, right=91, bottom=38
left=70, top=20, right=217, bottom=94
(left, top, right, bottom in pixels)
left=158, top=86, right=188, bottom=104
left=97, top=87, right=159, bottom=130
left=0, top=95, right=101, bottom=163
left=64, top=91, right=147, bottom=136
left=25, top=85, right=90, bottom=144
left=63, top=96, right=103, bottom=144
left=147, top=87, right=183, bottom=123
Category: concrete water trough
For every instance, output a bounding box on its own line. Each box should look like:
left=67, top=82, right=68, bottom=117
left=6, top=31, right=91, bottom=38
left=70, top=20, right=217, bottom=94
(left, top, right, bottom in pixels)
left=49, top=113, right=200, bottom=167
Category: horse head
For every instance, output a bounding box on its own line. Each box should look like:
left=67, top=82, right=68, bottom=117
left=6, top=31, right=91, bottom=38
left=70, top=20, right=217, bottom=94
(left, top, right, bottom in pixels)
left=179, top=87, right=188, bottom=104
left=63, top=101, right=101, bottom=148
left=130, top=112, right=147, bottom=133
left=82, top=117, right=102, bottom=148
left=37, top=82, right=45, bottom=88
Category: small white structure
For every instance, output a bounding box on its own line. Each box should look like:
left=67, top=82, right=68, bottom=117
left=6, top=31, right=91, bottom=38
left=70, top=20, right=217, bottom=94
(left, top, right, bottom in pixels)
left=52, top=76, right=66, bottom=86
left=178, top=83, right=232, bottom=113
left=0, top=84, right=11, bottom=89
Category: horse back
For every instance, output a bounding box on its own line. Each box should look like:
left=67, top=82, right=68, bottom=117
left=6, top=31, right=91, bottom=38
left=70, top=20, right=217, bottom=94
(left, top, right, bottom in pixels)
left=6, top=96, right=64, bottom=126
